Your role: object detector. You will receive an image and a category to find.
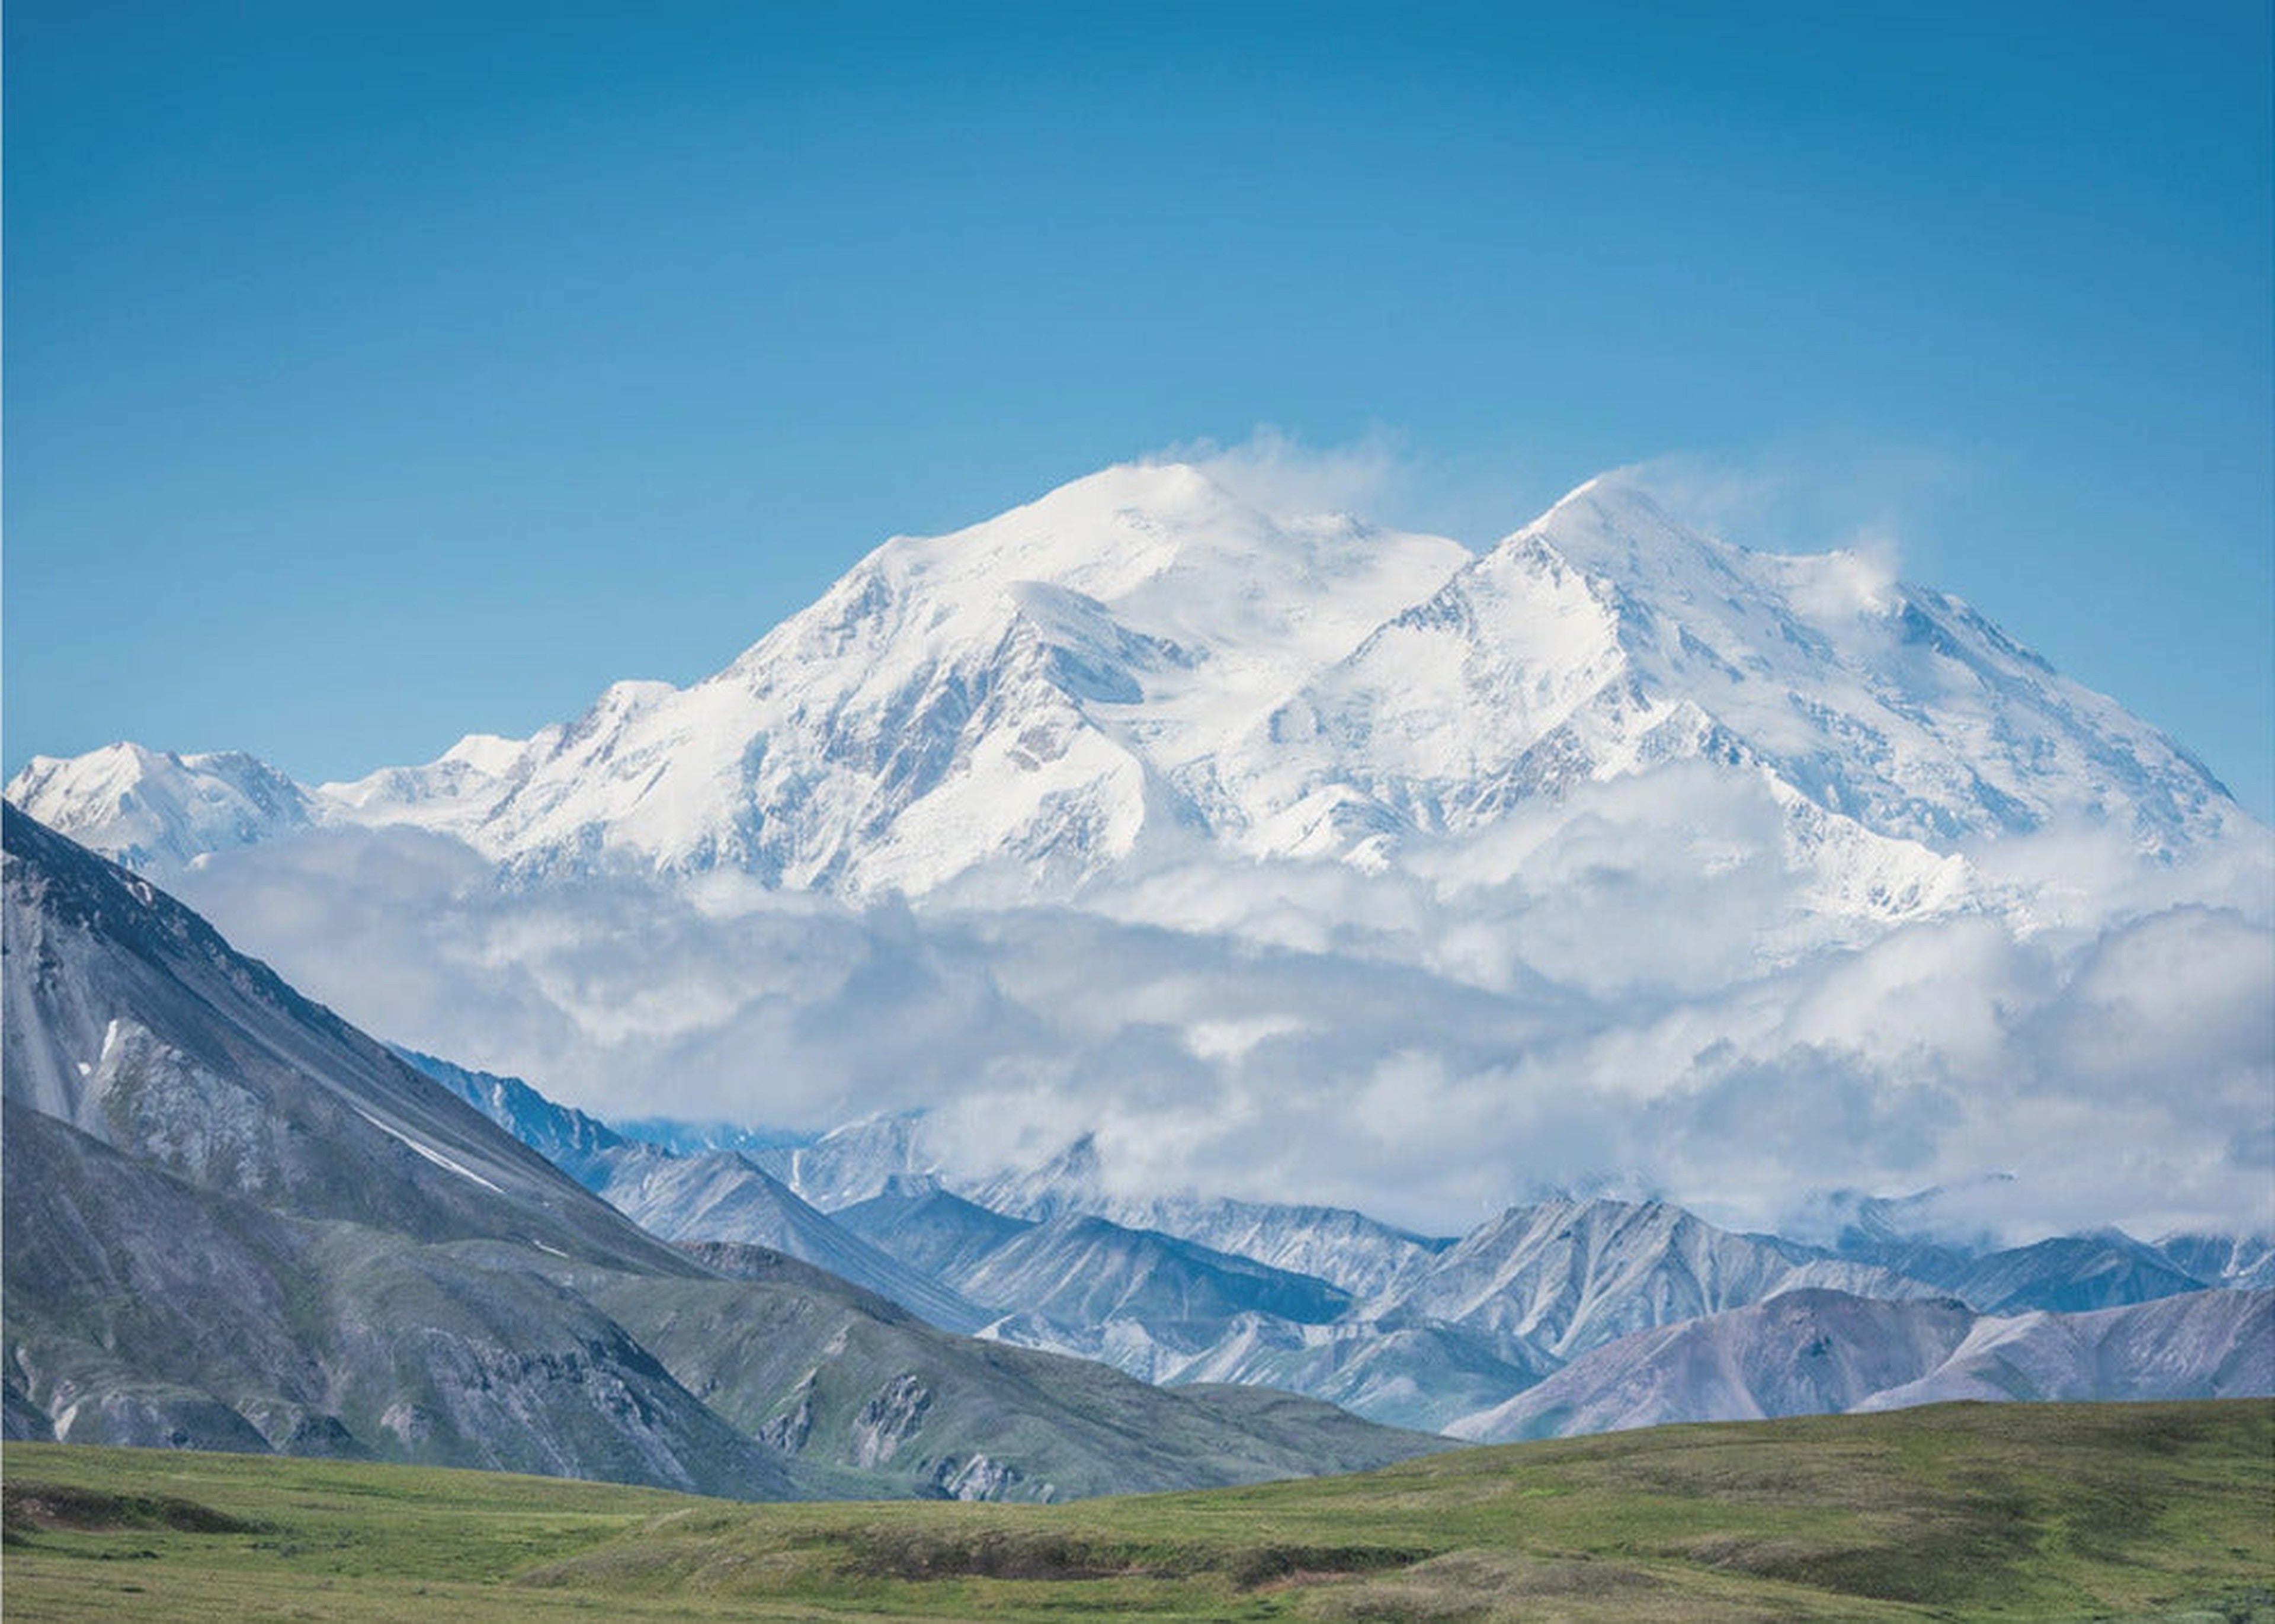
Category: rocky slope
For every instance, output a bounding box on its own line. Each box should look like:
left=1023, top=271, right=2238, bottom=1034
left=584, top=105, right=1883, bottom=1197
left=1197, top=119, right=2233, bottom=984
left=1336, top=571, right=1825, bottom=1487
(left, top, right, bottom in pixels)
left=1447, top=1286, right=2274, bottom=1442
left=438, top=1059, right=2271, bottom=1436
left=0, top=806, right=1447, bottom=1498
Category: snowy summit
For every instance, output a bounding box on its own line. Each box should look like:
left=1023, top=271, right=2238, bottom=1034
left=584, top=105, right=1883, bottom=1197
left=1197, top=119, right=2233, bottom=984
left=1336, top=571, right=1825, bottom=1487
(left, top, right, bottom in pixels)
left=8, top=462, right=2247, bottom=925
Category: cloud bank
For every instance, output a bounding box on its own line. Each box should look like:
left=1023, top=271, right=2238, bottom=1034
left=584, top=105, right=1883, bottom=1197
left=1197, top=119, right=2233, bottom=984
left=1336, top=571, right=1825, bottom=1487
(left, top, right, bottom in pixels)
left=173, top=800, right=2275, bottom=1245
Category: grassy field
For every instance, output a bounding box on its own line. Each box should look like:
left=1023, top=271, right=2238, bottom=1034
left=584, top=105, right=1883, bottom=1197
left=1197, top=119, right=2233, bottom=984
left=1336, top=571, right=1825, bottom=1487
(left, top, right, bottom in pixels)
left=4, top=1399, right=2269, bottom=1622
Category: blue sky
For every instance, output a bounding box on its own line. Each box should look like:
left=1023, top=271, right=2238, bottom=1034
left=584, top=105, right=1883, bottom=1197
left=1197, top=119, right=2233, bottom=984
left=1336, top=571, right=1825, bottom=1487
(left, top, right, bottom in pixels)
left=7, top=1, right=2271, bottom=812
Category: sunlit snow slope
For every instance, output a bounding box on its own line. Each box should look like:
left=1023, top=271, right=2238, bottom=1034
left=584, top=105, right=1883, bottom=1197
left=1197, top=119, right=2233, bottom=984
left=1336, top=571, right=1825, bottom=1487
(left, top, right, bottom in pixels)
left=9, top=462, right=2247, bottom=927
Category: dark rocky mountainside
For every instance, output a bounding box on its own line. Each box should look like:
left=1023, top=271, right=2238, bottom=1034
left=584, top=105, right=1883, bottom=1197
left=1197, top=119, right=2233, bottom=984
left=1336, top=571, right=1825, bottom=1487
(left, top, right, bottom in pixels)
left=1, top=803, right=1441, bottom=1500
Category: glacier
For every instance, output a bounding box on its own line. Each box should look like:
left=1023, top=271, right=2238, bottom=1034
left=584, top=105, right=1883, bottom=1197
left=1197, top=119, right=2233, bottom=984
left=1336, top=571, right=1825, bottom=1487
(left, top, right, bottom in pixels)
left=15, top=462, right=2248, bottom=902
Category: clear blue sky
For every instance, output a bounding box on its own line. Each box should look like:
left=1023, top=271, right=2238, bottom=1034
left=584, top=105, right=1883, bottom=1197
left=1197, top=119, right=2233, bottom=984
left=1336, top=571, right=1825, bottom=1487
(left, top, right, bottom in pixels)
left=7, top=1, right=2271, bottom=813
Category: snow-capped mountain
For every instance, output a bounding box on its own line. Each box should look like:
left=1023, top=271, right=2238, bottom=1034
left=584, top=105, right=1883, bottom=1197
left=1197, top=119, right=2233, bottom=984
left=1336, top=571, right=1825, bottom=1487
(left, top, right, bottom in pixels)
left=9, top=462, right=2246, bottom=918
left=1304, top=480, right=2236, bottom=860
left=592, top=1148, right=988, bottom=1335
left=1447, top=1286, right=2274, bottom=1442
left=400, top=1053, right=986, bottom=1333
left=379, top=1040, right=2275, bottom=1437
left=1449, top=1289, right=1983, bottom=1441
left=2155, top=1233, right=2275, bottom=1293
left=5, top=743, right=316, bottom=876
left=398, top=1046, right=629, bottom=1183
left=834, top=1178, right=1035, bottom=1280
left=1369, top=1197, right=1941, bottom=1364
left=966, top=1132, right=1455, bottom=1300
left=751, top=1113, right=944, bottom=1212
left=1930, top=1233, right=2216, bottom=1315
left=10, top=457, right=2266, bottom=1251
left=925, top=1211, right=1354, bottom=1332
left=1851, top=1286, right=2275, bottom=1411
left=12, top=465, right=1458, bottom=895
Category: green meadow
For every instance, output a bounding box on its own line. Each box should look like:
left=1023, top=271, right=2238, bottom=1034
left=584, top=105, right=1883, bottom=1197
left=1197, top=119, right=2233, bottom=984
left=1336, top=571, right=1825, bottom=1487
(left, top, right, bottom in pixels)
left=5, top=1399, right=2268, bottom=1622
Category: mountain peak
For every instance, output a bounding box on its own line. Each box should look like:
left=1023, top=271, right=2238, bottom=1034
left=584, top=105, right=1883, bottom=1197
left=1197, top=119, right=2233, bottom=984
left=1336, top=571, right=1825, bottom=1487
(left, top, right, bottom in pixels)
left=1537, top=469, right=1684, bottom=528
left=1026, top=457, right=1245, bottom=521
left=437, top=732, right=531, bottom=775
left=6, top=741, right=315, bottom=873
left=864, top=460, right=1263, bottom=601
left=1513, top=474, right=1746, bottom=593
left=7, top=456, right=2250, bottom=895
left=827, top=457, right=1459, bottom=633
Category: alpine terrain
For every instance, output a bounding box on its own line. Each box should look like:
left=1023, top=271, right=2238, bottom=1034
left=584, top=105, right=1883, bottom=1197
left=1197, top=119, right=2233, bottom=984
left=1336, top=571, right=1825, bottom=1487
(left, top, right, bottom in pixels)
left=13, top=464, right=2244, bottom=902
left=409, top=1049, right=2275, bottom=1437
left=0, top=803, right=1449, bottom=1497
left=8, top=459, right=2270, bottom=1412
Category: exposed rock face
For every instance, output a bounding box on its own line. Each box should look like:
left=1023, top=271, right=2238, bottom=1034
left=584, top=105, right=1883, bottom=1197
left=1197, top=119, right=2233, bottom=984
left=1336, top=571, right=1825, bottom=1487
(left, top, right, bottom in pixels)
left=930, top=1453, right=1026, bottom=1501
left=757, top=1374, right=817, bottom=1454
left=850, top=1374, right=934, bottom=1469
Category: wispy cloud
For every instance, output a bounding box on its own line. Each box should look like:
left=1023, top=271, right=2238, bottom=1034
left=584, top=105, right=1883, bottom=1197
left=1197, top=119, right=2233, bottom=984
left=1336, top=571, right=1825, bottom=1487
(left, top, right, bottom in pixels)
left=1144, top=430, right=1981, bottom=579
left=1616, top=437, right=1978, bottom=569
left=1149, top=424, right=1415, bottom=521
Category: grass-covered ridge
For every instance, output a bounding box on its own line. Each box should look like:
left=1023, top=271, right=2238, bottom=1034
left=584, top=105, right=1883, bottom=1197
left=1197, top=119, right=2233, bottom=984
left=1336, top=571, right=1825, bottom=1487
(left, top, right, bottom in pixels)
left=4, top=1399, right=2269, bottom=1622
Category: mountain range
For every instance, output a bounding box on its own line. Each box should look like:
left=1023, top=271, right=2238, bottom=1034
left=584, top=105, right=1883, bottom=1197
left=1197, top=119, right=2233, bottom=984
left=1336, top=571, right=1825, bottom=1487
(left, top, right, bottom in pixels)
left=399, top=1041, right=2271, bottom=1437
left=5, top=457, right=2270, bottom=1474
left=11, top=465, right=2245, bottom=911
left=1447, top=1286, right=2272, bottom=1442
left=5, top=787, right=2268, bottom=1485
left=0, top=803, right=1443, bottom=1498
left=9, top=463, right=2267, bottom=1260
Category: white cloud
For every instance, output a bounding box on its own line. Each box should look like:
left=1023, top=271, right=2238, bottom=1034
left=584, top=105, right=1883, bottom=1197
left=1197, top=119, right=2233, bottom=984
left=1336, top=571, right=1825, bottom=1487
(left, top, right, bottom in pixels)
left=1613, top=438, right=1976, bottom=566
left=1608, top=453, right=1795, bottom=543
left=172, top=809, right=2274, bottom=1247
left=1151, top=425, right=1412, bottom=521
